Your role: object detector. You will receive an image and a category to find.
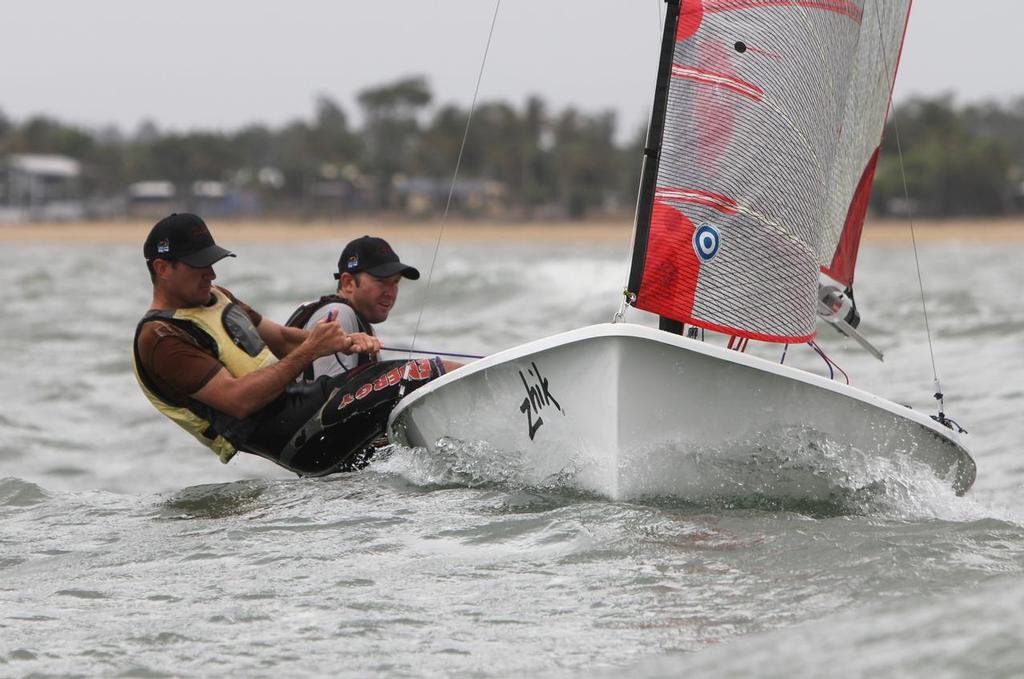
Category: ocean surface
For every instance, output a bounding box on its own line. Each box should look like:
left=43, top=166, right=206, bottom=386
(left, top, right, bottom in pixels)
left=1, top=231, right=1022, bottom=678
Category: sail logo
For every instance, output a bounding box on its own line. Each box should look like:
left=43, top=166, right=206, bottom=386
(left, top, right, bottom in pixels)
left=693, top=223, right=721, bottom=263
left=517, top=361, right=563, bottom=441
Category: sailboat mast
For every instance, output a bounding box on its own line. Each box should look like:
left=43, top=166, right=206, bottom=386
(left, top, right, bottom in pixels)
left=627, top=0, right=681, bottom=312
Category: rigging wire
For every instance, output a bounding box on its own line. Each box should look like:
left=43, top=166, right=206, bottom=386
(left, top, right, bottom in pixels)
left=891, top=117, right=945, bottom=402
left=406, top=0, right=502, bottom=358
left=869, top=2, right=947, bottom=418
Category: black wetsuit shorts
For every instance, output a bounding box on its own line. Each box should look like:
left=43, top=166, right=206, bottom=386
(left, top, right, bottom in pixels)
left=242, top=358, right=443, bottom=476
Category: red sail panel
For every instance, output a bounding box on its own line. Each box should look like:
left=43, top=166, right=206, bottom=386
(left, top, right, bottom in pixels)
left=677, top=0, right=704, bottom=40
left=823, top=147, right=880, bottom=287
left=635, top=198, right=700, bottom=324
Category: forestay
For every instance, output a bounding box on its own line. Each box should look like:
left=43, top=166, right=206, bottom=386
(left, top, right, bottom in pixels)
left=627, top=0, right=912, bottom=342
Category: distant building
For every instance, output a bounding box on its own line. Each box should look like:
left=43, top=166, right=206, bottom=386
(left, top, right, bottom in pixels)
left=393, top=176, right=507, bottom=217
left=293, top=163, right=365, bottom=217
left=126, top=179, right=258, bottom=219
left=189, top=180, right=225, bottom=216
left=0, top=154, right=84, bottom=223
left=126, top=181, right=177, bottom=218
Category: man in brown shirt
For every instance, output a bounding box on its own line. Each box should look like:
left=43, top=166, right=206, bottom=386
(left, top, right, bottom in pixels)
left=133, top=213, right=446, bottom=475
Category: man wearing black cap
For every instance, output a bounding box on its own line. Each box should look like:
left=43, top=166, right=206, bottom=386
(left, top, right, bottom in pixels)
left=285, top=235, right=422, bottom=380
left=133, top=214, right=446, bottom=476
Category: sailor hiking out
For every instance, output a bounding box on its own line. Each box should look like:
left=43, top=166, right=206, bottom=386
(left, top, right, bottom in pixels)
left=132, top=213, right=447, bottom=475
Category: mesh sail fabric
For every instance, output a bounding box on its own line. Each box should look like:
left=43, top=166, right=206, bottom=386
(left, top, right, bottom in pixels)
left=630, top=0, right=910, bottom=342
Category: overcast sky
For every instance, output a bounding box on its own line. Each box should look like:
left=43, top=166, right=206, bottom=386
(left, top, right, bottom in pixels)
left=0, top=1, right=1018, bottom=136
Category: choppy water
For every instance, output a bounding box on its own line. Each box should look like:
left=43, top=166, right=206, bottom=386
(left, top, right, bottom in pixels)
left=1, top=232, right=1023, bottom=678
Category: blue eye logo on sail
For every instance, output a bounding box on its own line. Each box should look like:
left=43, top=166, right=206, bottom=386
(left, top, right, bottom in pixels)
left=692, top=223, right=721, bottom=263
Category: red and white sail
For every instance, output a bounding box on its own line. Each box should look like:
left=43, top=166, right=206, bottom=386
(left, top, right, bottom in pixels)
left=628, top=0, right=912, bottom=342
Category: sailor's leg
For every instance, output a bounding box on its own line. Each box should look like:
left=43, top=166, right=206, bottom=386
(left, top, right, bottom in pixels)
left=278, top=358, right=445, bottom=476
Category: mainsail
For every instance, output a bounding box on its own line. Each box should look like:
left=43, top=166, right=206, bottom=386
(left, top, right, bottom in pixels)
left=627, top=0, right=912, bottom=342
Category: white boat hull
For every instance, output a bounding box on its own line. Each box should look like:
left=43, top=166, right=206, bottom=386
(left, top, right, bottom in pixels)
left=386, top=324, right=975, bottom=500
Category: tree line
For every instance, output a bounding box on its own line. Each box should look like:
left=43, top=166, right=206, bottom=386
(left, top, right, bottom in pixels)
left=873, top=95, right=1024, bottom=217
left=1, top=77, right=1021, bottom=219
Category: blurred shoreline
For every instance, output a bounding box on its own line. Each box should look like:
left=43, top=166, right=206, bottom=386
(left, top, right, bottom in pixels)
left=1, top=217, right=1022, bottom=244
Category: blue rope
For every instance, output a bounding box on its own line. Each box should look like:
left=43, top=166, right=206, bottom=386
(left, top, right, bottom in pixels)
left=385, top=346, right=484, bottom=360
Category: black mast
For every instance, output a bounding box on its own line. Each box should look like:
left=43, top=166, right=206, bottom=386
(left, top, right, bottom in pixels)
left=626, top=0, right=683, bottom=333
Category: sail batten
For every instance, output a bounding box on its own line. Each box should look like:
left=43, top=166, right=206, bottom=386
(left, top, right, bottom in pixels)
left=671, top=65, right=765, bottom=101
left=628, top=0, right=910, bottom=342
left=655, top=187, right=738, bottom=214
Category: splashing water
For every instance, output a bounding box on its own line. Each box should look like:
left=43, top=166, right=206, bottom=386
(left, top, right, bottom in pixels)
left=374, top=425, right=982, bottom=522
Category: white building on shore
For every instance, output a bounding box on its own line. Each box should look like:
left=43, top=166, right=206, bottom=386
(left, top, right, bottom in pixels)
left=0, top=153, right=85, bottom=223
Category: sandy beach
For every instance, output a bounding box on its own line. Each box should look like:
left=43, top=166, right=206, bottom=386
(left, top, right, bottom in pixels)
left=1, top=217, right=1022, bottom=244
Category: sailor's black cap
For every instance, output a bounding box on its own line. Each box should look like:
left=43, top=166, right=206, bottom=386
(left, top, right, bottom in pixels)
left=143, top=213, right=235, bottom=268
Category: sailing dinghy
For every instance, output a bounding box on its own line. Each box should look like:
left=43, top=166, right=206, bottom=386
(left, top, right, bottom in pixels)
left=386, top=0, right=976, bottom=499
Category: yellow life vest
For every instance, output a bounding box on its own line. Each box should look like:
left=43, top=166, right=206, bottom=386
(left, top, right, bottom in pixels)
left=132, top=287, right=277, bottom=463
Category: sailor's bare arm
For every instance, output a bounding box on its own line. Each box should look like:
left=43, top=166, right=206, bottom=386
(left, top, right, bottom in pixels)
left=192, top=318, right=374, bottom=418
